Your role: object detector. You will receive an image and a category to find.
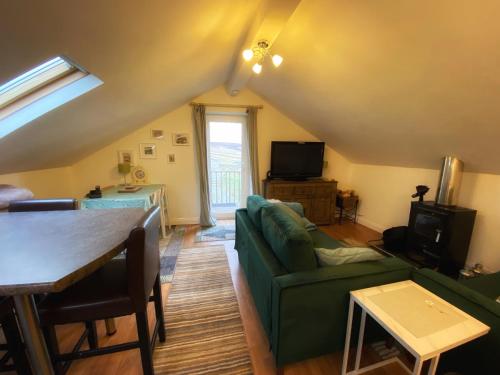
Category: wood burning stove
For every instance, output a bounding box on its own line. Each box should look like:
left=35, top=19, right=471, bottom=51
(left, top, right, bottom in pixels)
left=405, top=201, right=476, bottom=277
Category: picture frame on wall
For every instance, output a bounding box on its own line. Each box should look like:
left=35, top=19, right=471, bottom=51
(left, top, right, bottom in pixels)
left=151, top=129, right=164, bottom=140
left=117, top=149, right=135, bottom=165
left=168, top=153, right=176, bottom=163
left=139, top=143, right=157, bottom=159
left=172, top=132, right=190, bottom=146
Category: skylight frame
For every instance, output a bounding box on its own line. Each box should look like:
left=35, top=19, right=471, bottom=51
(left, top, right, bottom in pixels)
left=0, top=56, right=82, bottom=110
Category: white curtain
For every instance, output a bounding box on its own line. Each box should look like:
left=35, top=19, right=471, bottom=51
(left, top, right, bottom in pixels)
left=246, top=107, right=260, bottom=195
left=240, top=121, right=251, bottom=208
left=192, top=104, right=216, bottom=226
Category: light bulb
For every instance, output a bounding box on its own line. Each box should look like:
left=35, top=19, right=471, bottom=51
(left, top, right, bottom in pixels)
left=252, top=63, right=262, bottom=74
left=242, top=49, right=254, bottom=61
left=272, top=54, right=283, bottom=67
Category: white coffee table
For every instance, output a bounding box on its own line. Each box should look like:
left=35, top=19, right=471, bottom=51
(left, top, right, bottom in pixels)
left=341, top=280, right=490, bottom=375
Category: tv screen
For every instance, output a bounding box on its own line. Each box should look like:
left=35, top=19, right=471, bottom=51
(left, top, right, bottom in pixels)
left=270, top=141, right=325, bottom=179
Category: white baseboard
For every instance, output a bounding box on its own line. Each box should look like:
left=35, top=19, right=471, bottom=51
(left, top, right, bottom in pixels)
left=170, top=217, right=199, bottom=225
left=356, top=216, right=386, bottom=234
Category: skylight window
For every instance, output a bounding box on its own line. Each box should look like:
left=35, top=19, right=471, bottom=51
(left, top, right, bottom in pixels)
left=0, top=57, right=78, bottom=109
left=0, top=56, right=103, bottom=138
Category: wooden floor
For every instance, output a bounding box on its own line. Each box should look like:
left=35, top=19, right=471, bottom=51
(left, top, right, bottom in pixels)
left=53, top=221, right=409, bottom=375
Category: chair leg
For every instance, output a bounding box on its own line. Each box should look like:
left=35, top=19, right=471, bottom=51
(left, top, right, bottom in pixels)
left=85, top=321, right=98, bottom=349
left=42, top=325, right=64, bottom=375
left=153, top=275, right=166, bottom=343
left=136, top=311, right=154, bottom=375
left=1, top=314, right=33, bottom=375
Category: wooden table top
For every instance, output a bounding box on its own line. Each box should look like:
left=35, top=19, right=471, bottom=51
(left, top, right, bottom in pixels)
left=0, top=208, right=145, bottom=296
left=351, top=280, right=490, bottom=360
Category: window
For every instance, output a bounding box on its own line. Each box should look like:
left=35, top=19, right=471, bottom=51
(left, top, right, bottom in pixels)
left=0, top=56, right=103, bottom=138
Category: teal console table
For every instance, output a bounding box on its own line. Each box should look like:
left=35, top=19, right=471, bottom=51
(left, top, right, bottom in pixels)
left=81, top=184, right=169, bottom=238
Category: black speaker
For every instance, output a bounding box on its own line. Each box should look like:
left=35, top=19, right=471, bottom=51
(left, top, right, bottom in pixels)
left=382, top=226, right=407, bottom=252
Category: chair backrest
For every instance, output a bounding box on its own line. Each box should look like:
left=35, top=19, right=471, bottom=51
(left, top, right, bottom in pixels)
left=0, top=297, right=13, bottom=319
left=125, top=205, right=161, bottom=311
left=8, top=198, right=78, bottom=212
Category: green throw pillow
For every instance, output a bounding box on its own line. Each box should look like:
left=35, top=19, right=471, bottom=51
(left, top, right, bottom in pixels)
left=247, top=195, right=272, bottom=230
left=261, top=204, right=317, bottom=273
left=315, top=247, right=385, bottom=266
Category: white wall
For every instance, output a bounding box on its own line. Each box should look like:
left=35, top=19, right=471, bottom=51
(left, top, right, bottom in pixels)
left=71, top=86, right=352, bottom=224
left=0, top=167, right=75, bottom=198
left=350, top=163, right=500, bottom=272
left=2, top=86, right=496, bottom=272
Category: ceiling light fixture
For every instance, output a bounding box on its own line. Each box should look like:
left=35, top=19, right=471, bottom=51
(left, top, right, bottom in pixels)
left=252, top=63, right=262, bottom=74
left=242, top=40, right=283, bottom=74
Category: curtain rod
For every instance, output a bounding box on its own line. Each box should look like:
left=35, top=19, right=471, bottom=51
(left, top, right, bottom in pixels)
left=189, top=102, right=263, bottom=109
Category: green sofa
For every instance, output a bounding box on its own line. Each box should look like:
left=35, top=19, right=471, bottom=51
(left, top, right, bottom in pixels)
left=412, top=269, right=499, bottom=374
left=235, top=196, right=413, bottom=367
left=235, top=195, right=499, bottom=374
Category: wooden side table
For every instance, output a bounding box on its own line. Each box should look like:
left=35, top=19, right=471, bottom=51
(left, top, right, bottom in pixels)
left=341, top=280, right=489, bottom=375
left=336, top=194, right=359, bottom=224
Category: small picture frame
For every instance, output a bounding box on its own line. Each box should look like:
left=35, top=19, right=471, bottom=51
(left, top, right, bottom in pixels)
left=168, top=154, right=176, bottom=163
left=139, top=143, right=157, bottom=159
left=151, top=129, right=164, bottom=140
left=117, top=150, right=135, bottom=165
left=172, top=132, right=190, bottom=146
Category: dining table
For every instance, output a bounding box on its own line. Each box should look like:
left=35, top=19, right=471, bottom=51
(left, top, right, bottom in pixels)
left=80, top=184, right=169, bottom=238
left=0, top=208, right=146, bottom=375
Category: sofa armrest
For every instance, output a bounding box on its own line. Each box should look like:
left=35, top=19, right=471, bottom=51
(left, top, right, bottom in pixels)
left=414, top=268, right=500, bottom=317
left=412, top=268, right=500, bottom=374
left=270, top=258, right=413, bottom=367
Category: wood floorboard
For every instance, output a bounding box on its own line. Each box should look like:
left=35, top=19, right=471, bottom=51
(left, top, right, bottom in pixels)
left=52, top=221, right=408, bottom=375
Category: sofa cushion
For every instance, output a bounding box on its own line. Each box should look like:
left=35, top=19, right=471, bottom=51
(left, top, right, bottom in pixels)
left=309, top=229, right=344, bottom=249
left=314, top=247, right=385, bottom=266
left=282, top=202, right=304, bottom=217
left=247, top=195, right=272, bottom=230
left=261, top=204, right=317, bottom=272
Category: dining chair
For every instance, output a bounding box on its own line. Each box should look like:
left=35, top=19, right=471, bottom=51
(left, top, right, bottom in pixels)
left=0, top=298, right=32, bottom=374
left=8, top=198, right=78, bottom=212
left=36, top=206, right=166, bottom=375
left=7, top=198, right=99, bottom=361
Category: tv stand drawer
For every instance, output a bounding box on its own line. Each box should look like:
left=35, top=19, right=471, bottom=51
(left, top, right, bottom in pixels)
left=262, top=179, right=337, bottom=225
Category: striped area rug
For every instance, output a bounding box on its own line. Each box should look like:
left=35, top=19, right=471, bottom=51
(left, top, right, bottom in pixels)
left=153, top=246, right=253, bottom=374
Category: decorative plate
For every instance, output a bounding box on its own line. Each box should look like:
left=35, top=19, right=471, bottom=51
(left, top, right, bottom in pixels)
left=131, top=165, right=147, bottom=184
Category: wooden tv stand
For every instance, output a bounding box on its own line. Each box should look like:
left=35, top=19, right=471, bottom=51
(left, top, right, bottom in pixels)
left=262, top=179, right=338, bottom=225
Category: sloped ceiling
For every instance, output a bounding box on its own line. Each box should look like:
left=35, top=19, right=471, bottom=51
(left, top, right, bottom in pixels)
left=2, top=0, right=500, bottom=175
left=249, top=0, right=500, bottom=174
left=0, top=0, right=258, bottom=174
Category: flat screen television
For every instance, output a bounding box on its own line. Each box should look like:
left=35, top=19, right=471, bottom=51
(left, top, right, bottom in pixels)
left=269, top=141, right=325, bottom=180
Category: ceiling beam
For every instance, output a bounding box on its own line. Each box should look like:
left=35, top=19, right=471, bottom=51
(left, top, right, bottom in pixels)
left=225, top=0, right=301, bottom=96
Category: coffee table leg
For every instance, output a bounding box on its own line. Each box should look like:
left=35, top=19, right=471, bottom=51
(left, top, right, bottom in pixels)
left=354, top=309, right=367, bottom=370
left=427, top=354, right=440, bottom=375
left=13, top=295, right=54, bottom=375
left=341, top=298, right=355, bottom=375
left=413, top=357, right=423, bottom=374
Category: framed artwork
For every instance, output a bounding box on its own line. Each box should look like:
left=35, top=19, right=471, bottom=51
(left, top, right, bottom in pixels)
left=151, top=129, right=164, bottom=140
left=117, top=149, right=135, bottom=165
left=131, top=165, right=148, bottom=184
left=168, top=153, right=176, bottom=163
left=139, top=143, right=157, bottom=159
left=172, top=132, right=190, bottom=146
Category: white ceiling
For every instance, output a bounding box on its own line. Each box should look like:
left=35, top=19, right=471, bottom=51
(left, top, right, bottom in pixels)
left=2, top=0, right=500, bottom=174
left=0, top=0, right=258, bottom=173
left=249, top=0, right=500, bottom=173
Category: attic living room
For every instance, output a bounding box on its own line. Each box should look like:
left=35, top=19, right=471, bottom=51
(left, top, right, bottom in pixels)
left=1, top=1, right=499, bottom=375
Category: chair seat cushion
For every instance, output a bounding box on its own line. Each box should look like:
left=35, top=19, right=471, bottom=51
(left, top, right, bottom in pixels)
left=38, top=259, right=133, bottom=325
